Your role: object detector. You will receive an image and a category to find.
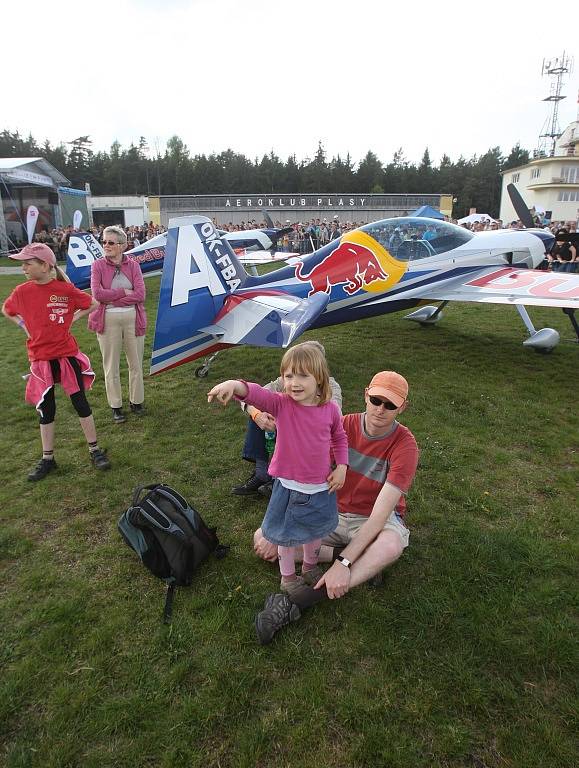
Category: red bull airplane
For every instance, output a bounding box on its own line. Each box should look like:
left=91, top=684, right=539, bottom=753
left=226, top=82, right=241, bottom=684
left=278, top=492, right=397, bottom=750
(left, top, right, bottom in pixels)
left=150, top=214, right=579, bottom=376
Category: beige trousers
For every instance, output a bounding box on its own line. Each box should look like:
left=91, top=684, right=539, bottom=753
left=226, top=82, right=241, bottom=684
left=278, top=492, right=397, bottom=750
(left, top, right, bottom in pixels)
left=97, top=308, right=145, bottom=409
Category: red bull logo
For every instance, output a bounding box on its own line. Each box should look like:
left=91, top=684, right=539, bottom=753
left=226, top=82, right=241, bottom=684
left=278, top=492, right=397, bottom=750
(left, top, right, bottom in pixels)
left=294, top=231, right=407, bottom=297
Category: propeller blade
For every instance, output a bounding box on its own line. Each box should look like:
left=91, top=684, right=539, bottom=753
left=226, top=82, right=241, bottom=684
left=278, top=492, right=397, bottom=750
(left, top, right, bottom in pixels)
left=507, top=184, right=535, bottom=228
left=261, top=209, right=275, bottom=228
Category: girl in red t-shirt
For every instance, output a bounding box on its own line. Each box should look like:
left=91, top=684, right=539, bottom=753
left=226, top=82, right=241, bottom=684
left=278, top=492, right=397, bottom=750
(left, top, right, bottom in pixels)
left=2, top=243, right=111, bottom=480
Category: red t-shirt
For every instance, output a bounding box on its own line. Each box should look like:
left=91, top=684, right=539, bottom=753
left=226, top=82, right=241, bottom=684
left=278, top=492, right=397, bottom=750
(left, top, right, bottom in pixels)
left=337, top=413, right=419, bottom=518
left=4, top=279, right=92, bottom=361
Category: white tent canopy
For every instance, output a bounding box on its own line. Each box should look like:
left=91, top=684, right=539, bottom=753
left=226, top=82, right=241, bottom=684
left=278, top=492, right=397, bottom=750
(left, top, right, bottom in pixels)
left=457, top=213, right=495, bottom=224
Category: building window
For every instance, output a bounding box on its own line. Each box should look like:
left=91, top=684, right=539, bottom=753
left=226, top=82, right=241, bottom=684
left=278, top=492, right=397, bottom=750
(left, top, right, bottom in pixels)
left=511, top=173, right=520, bottom=183
left=561, top=165, right=578, bottom=183
left=531, top=168, right=541, bottom=179
left=557, top=190, right=579, bottom=202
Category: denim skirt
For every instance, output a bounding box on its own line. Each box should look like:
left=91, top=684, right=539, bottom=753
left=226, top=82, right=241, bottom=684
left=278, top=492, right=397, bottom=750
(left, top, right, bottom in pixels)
left=261, top=479, right=338, bottom=547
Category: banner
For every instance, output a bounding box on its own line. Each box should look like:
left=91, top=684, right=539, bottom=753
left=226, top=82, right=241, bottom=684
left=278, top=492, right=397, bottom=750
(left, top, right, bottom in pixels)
left=73, top=209, right=83, bottom=230
left=26, top=206, right=39, bottom=244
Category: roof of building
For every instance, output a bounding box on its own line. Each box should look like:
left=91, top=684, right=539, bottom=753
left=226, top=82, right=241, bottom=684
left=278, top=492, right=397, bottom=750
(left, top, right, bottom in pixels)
left=0, top=157, right=69, bottom=186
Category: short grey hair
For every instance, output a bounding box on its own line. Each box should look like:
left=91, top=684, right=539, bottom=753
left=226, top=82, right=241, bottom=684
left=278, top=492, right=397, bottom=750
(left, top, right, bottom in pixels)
left=103, top=225, right=127, bottom=245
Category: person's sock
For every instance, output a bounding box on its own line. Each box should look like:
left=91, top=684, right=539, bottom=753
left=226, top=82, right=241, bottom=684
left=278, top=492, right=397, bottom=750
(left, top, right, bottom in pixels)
left=332, top=546, right=345, bottom=562
left=42, top=450, right=54, bottom=460
left=88, top=441, right=99, bottom=454
left=255, top=459, right=270, bottom=482
left=286, top=581, right=327, bottom=610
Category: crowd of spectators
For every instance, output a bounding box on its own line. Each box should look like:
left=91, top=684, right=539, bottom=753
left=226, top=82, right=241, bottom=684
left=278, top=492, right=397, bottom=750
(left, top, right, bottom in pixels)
left=15, top=222, right=168, bottom=261
left=7, top=214, right=577, bottom=268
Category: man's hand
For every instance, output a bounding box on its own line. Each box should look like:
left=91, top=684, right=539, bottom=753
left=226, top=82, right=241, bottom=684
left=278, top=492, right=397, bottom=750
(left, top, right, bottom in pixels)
left=253, top=532, right=278, bottom=562
left=327, top=464, right=347, bottom=494
left=254, top=411, right=276, bottom=431
left=314, top=561, right=351, bottom=599
left=207, top=380, right=244, bottom=406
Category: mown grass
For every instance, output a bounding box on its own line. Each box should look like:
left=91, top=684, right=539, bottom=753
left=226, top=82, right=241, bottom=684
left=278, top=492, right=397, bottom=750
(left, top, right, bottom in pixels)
left=0, top=272, right=577, bottom=768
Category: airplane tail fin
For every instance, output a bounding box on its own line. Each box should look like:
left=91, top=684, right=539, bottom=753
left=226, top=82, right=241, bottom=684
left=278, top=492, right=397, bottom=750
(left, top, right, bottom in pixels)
left=151, top=216, right=249, bottom=374
left=66, top=232, right=104, bottom=289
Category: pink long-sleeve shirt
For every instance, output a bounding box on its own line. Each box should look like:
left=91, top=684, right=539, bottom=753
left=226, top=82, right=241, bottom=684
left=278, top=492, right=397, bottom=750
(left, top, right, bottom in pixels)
left=88, top=256, right=147, bottom=335
left=239, top=382, right=348, bottom=484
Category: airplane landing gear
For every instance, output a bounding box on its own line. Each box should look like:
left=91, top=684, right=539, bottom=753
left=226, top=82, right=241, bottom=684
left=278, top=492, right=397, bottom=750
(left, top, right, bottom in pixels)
left=516, top=305, right=560, bottom=352
left=194, top=351, right=221, bottom=378
left=404, top=302, right=448, bottom=326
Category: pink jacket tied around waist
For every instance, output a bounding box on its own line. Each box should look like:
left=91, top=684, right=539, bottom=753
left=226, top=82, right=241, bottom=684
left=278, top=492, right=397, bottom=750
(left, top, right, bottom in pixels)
left=26, top=352, right=95, bottom=411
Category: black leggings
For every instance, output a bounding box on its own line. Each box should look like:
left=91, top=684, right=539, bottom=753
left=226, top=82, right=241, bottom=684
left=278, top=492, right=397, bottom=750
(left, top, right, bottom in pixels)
left=39, top=358, right=92, bottom=425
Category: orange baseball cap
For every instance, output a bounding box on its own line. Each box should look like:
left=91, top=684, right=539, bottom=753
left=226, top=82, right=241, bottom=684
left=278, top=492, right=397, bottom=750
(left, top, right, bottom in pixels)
left=367, top=371, right=408, bottom=407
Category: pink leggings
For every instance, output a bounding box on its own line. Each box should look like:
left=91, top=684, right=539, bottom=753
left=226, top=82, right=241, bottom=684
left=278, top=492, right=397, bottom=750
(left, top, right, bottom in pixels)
left=278, top=539, right=321, bottom=577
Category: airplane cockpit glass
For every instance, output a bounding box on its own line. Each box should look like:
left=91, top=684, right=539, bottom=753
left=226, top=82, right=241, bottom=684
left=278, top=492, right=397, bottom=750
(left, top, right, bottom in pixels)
left=362, top=218, right=474, bottom=261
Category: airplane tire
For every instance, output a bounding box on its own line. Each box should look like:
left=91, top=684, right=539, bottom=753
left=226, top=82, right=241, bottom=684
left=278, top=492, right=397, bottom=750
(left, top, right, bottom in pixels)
left=195, top=366, right=209, bottom=378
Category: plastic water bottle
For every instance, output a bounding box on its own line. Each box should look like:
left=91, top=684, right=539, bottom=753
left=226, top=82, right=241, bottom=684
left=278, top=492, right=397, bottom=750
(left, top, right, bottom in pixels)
left=264, top=431, right=276, bottom=459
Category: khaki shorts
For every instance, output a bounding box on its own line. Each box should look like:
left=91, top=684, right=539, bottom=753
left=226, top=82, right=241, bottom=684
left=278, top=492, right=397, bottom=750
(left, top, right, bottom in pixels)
left=323, top=510, right=410, bottom=550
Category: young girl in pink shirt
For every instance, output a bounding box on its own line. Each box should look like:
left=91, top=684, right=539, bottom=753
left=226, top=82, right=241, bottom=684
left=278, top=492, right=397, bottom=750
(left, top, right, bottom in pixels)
left=208, top=342, right=348, bottom=596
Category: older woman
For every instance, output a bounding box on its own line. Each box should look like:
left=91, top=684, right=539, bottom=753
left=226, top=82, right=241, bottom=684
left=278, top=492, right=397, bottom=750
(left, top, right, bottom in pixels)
left=88, top=226, right=147, bottom=423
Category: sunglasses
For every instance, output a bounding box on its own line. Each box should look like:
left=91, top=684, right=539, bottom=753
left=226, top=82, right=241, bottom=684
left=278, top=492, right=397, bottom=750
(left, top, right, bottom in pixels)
left=368, top=395, right=398, bottom=410
left=103, top=240, right=121, bottom=246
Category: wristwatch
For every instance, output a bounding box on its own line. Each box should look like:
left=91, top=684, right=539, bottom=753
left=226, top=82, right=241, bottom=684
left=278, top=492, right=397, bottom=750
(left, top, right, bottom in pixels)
left=336, top=554, right=352, bottom=569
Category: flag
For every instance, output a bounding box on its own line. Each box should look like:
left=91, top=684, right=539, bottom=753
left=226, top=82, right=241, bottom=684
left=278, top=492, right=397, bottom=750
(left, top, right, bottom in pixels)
left=26, top=206, right=39, bottom=244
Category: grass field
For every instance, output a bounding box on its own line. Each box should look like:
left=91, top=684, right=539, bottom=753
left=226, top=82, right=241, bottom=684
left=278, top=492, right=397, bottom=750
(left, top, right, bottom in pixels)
left=0, top=272, right=577, bottom=768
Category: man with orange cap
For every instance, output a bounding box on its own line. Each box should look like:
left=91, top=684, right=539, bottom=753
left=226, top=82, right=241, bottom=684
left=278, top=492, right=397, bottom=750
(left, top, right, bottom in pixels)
left=253, top=370, right=419, bottom=644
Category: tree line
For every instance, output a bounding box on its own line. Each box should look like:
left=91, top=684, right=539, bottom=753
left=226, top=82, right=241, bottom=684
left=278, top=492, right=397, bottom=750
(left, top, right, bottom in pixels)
left=1, top=130, right=531, bottom=218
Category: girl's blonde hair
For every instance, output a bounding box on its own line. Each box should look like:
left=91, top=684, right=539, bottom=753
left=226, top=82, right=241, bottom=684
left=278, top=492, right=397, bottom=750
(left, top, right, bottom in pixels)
left=280, top=341, right=331, bottom=405
left=53, top=265, right=70, bottom=282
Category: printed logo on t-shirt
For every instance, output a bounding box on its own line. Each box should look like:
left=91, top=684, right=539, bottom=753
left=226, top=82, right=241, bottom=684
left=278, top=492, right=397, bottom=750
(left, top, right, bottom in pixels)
left=47, top=296, right=69, bottom=324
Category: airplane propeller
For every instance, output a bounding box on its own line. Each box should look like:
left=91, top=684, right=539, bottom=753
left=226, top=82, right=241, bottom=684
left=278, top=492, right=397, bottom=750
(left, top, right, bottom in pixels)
left=507, top=183, right=537, bottom=228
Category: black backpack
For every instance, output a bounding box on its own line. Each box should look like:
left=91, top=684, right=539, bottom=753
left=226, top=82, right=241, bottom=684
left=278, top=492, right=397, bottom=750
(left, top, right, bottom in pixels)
left=118, top=483, right=227, bottom=622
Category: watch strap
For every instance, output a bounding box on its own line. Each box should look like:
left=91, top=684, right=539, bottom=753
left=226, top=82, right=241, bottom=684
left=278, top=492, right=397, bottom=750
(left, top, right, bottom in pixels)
left=336, top=554, right=352, bottom=569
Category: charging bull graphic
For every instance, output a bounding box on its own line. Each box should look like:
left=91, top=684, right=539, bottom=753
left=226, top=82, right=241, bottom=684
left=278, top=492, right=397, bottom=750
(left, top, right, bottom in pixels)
left=295, top=233, right=407, bottom=297
left=295, top=241, right=388, bottom=296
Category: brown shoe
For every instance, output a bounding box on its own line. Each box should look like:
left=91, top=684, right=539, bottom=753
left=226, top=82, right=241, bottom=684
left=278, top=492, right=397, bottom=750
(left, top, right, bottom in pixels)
left=301, top=565, right=324, bottom=586
left=280, top=575, right=309, bottom=600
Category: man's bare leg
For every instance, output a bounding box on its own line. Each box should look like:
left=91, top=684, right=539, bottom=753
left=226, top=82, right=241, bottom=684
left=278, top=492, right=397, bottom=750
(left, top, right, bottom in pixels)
left=253, top=528, right=404, bottom=588
left=347, top=530, right=404, bottom=588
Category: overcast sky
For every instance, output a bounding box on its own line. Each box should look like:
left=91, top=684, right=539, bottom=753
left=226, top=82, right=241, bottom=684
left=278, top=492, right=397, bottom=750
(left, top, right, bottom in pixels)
left=4, top=0, right=578, bottom=167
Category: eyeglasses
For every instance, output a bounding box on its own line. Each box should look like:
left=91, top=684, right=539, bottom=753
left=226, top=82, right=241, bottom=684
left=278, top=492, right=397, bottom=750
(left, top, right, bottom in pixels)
left=368, top=395, right=398, bottom=410
left=103, top=240, right=121, bottom=246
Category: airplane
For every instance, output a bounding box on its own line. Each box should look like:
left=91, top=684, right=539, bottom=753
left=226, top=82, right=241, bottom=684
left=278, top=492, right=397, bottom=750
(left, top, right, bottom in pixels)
left=149, top=213, right=579, bottom=378
left=65, top=222, right=296, bottom=289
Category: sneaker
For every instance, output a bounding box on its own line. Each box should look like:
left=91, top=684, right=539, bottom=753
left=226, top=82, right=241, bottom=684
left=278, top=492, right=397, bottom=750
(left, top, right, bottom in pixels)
left=301, top=565, right=324, bottom=586
left=90, top=448, right=111, bottom=471
left=257, top=479, right=274, bottom=498
left=112, top=407, right=126, bottom=424
left=255, top=593, right=301, bottom=645
left=27, top=457, right=57, bottom=482
left=130, top=402, right=145, bottom=415
left=232, top=473, right=264, bottom=496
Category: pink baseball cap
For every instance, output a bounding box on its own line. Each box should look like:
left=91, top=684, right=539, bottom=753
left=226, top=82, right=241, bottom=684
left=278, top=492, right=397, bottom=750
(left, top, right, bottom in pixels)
left=367, top=371, right=408, bottom=407
left=9, top=243, right=56, bottom=267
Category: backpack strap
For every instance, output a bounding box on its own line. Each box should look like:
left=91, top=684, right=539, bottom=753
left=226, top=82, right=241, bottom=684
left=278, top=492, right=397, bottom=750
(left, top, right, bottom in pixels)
left=163, top=582, right=176, bottom=624
left=154, top=486, right=188, bottom=514
left=132, top=483, right=160, bottom=507
left=137, top=500, right=187, bottom=540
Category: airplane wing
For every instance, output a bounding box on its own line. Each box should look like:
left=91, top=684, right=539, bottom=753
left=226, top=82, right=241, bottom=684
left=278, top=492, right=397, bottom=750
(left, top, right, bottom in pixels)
left=235, top=250, right=298, bottom=265
left=416, top=266, right=579, bottom=309
left=200, top=289, right=330, bottom=348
